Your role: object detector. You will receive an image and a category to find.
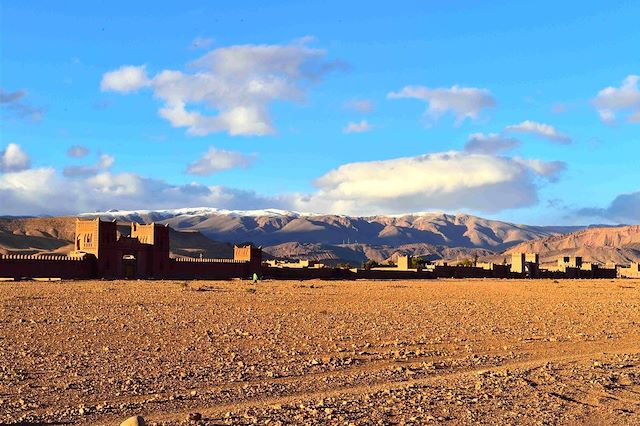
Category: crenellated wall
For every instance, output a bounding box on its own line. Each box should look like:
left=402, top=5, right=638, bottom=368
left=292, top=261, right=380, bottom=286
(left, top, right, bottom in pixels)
left=168, top=258, right=252, bottom=279
left=263, top=266, right=353, bottom=280
left=0, top=254, right=96, bottom=279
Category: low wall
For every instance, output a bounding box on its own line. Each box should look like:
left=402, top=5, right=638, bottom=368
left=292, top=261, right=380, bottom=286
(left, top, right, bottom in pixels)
left=431, top=265, right=510, bottom=279
left=263, top=266, right=353, bottom=280
left=353, top=269, right=434, bottom=280
left=0, top=255, right=96, bottom=279
left=168, top=258, right=253, bottom=279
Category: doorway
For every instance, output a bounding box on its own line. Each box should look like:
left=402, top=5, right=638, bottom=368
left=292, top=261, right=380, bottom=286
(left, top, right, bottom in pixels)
left=122, top=254, right=137, bottom=278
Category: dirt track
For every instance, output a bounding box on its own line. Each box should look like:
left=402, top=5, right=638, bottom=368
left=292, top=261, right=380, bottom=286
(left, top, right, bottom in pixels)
left=1, top=278, right=639, bottom=425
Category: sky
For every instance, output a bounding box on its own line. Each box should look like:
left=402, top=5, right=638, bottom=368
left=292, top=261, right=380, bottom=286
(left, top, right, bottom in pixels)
left=1, top=1, right=639, bottom=225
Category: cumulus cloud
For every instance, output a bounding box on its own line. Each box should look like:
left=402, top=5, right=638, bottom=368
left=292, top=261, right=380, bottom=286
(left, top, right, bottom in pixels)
left=512, top=157, right=566, bottom=182
left=345, top=99, right=374, bottom=113
left=0, top=88, right=45, bottom=122
left=67, top=145, right=90, bottom=158
left=0, top=143, right=31, bottom=173
left=388, top=85, right=496, bottom=124
left=343, top=120, right=372, bottom=134
left=190, top=37, right=214, bottom=49
left=463, top=133, right=520, bottom=155
left=102, top=38, right=344, bottom=136
left=0, top=145, right=566, bottom=217
left=578, top=190, right=640, bottom=223
left=100, top=65, right=150, bottom=93
left=593, top=75, right=640, bottom=124
left=63, top=154, right=115, bottom=178
left=186, top=147, right=256, bottom=176
left=505, top=120, right=571, bottom=144
left=0, top=166, right=290, bottom=216
left=295, top=151, right=565, bottom=215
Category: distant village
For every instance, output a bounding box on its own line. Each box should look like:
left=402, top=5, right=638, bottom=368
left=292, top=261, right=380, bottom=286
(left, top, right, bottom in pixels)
left=1, top=219, right=639, bottom=281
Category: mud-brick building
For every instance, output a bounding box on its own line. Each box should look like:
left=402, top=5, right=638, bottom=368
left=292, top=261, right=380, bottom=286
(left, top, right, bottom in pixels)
left=511, top=252, right=540, bottom=277
left=0, top=218, right=261, bottom=280
left=72, top=219, right=171, bottom=278
left=619, top=262, right=640, bottom=278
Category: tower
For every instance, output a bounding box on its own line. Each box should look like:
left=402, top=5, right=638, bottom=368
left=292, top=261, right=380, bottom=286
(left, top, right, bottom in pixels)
left=73, top=218, right=118, bottom=276
left=234, top=244, right=262, bottom=274
left=397, top=255, right=410, bottom=270
left=131, top=223, right=170, bottom=277
left=511, top=252, right=539, bottom=277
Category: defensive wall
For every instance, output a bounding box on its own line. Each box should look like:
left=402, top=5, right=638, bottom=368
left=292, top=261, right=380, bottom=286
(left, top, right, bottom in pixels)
left=169, top=257, right=256, bottom=280
left=0, top=254, right=95, bottom=280
left=263, top=253, right=621, bottom=280
left=0, top=218, right=261, bottom=280
left=619, top=263, right=640, bottom=279
left=0, top=219, right=631, bottom=281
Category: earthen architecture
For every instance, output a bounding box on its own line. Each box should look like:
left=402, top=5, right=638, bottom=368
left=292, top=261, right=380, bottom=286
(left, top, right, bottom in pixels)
left=0, top=218, right=261, bottom=280
left=0, top=220, right=632, bottom=281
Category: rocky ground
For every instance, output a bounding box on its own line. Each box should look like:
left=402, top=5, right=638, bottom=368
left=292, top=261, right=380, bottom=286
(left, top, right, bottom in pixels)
left=1, top=278, right=639, bottom=425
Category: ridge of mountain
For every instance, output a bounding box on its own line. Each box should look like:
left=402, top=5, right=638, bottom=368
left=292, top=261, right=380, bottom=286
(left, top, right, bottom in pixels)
left=80, top=208, right=586, bottom=251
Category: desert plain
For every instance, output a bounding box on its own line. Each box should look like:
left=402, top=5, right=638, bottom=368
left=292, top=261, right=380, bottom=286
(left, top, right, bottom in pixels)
left=1, top=278, right=639, bottom=425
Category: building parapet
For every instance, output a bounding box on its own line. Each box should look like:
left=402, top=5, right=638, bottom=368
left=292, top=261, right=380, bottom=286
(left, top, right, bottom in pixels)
left=0, top=254, right=88, bottom=261
left=172, top=257, right=246, bottom=264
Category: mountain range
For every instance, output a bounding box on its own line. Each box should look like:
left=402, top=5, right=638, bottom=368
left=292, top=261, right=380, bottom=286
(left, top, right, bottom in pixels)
left=80, top=207, right=582, bottom=249
left=1, top=208, right=636, bottom=266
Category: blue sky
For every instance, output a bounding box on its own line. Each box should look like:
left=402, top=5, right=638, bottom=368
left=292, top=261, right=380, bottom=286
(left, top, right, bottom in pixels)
left=1, top=1, right=639, bottom=224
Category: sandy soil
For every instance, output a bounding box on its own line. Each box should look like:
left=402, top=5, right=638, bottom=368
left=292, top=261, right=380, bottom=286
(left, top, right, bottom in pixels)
left=1, top=278, right=639, bottom=425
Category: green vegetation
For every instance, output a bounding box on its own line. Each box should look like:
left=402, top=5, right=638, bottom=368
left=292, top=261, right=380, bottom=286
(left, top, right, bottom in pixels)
left=410, top=257, right=427, bottom=269
left=362, top=260, right=379, bottom=270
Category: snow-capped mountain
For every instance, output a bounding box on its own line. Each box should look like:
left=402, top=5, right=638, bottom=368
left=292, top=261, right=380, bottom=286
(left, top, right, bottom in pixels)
left=79, top=207, right=584, bottom=251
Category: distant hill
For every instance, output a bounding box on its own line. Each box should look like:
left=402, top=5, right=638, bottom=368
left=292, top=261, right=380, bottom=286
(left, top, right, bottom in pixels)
left=81, top=207, right=583, bottom=251
left=0, top=217, right=77, bottom=255
left=494, top=225, right=640, bottom=266
left=0, top=216, right=232, bottom=259
left=263, top=242, right=494, bottom=266
left=4, top=209, right=631, bottom=266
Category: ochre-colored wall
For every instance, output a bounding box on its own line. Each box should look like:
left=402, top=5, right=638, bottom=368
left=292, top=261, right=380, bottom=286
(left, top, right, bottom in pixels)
left=168, top=258, right=252, bottom=279
left=0, top=256, right=96, bottom=279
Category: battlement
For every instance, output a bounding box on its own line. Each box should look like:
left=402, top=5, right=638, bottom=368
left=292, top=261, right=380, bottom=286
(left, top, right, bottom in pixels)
left=173, top=257, right=246, bottom=263
left=131, top=222, right=169, bottom=246
left=0, top=254, right=88, bottom=261
left=2, top=220, right=261, bottom=280
left=511, top=252, right=540, bottom=276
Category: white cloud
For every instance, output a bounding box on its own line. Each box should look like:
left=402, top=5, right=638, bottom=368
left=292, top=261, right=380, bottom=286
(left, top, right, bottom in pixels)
left=67, top=145, right=90, bottom=158
left=388, top=85, right=496, bottom=124
left=186, top=147, right=256, bottom=176
left=343, top=120, right=372, bottom=134
left=463, top=133, right=520, bottom=154
left=593, top=75, right=640, bottom=124
left=190, top=37, right=214, bottom=49
left=295, top=151, right=565, bottom=215
left=100, top=65, right=150, bottom=93
left=0, top=167, right=289, bottom=216
left=98, top=154, right=115, bottom=169
left=63, top=153, right=115, bottom=178
left=0, top=143, right=31, bottom=173
left=102, top=39, right=344, bottom=136
left=578, top=190, right=640, bottom=223
left=0, top=88, right=45, bottom=122
left=505, top=120, right=571, bottom=144
left=345, top=99, right=374, bottom=113
left=512, top=157, right=566, bottom=182
left=0, top=147, right=565, bottom=217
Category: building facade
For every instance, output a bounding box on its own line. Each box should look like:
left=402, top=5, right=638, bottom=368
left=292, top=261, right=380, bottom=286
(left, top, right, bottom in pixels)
left=1, top=218, right=261, bottom=280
